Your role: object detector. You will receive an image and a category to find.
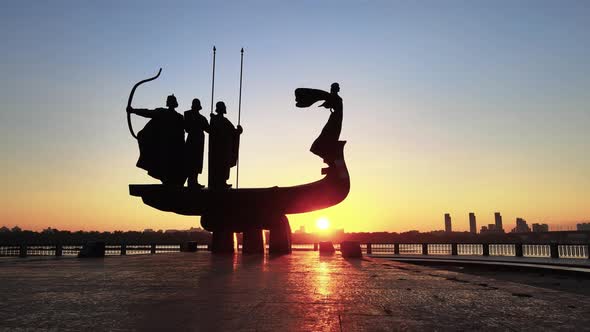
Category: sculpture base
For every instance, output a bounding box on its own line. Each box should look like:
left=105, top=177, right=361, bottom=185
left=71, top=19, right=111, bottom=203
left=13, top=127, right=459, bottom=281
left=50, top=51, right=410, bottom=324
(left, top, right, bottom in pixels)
left=181, top=241, right=198, bottom=252
left=78, top=241, right=105, bottom=258
left=211, top=231, right=235, bottom=254
left=340, top=241, right=362, bottom=258
left=243, top=229, right=265, bottom=254
left=269, top=215, right=292, bottom=255
left=319, top=241, right=335, bottom=254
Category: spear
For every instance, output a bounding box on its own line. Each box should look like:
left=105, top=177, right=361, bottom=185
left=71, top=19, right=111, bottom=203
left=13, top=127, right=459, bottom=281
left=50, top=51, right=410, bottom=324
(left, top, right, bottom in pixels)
left=210, top=46, right=216, bottom=115
left=236, top=48, right=244, bottom=189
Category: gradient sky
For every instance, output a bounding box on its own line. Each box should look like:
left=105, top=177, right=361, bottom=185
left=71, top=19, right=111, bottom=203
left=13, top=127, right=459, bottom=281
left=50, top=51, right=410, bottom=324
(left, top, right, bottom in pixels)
left=1, top=1, right=589, bottom=233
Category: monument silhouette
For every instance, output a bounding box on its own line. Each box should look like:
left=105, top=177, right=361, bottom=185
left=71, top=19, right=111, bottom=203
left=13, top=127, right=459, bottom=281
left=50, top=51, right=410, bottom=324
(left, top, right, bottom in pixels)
left=127, top=63, right=349, bottom=254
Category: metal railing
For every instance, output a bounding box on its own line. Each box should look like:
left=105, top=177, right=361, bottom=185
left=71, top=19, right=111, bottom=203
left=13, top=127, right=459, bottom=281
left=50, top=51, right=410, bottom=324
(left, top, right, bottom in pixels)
left=428, top=244, right=452, bottom=255
left=489, top=244, right=515, bottom=256
left=291, top=244, right=315, bottom=250
left=364, top=243, right=590, bottom=260
left=62, top=245, right=83, bottom=256
left=559, top=245, right=588, bottom=259
left=0, top=245, right=21, bottom=256
left=1, top=242, right=589, bottom=260
left=0, top=243, right=203, bottom=258
left=457, top=244, right=483, bottom=256
left=523, top=244, right=550, bottom=258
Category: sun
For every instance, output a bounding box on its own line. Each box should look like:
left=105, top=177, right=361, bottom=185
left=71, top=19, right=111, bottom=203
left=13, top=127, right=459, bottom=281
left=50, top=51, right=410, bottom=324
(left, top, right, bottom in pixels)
left=316, top=217, right=330, bottom=230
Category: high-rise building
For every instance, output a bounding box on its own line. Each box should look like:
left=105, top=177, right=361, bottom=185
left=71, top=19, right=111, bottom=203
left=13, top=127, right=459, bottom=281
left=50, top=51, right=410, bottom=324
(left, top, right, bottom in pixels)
left=532, top=223, right=549, bottom=232
left=512, top=218, right=531, bottom=233
left=469, top=212, right=477, bottom=234
left=494, top=212, right=503, bottom=232
left=444, top=213, right=452, bottom=233
left=294, top=225, right=306, bottom=234
left=577, top=223, right=590, bottom=231
left=480, top=224, right=496, bottom=234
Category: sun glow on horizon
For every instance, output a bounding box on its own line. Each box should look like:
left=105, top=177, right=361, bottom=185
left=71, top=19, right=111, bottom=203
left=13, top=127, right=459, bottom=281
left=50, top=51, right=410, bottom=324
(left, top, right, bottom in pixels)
left=316, top=217, right=330, bottom=230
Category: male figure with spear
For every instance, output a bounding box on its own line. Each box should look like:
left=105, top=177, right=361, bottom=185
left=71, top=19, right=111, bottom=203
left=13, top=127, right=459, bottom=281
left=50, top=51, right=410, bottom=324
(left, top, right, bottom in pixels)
left=207, top=47, right=244, bottom=190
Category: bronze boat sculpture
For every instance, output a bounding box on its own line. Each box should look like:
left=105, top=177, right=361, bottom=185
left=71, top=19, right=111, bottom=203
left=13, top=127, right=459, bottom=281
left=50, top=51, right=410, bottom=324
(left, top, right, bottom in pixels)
left=128, top=70, right=349, bottom=254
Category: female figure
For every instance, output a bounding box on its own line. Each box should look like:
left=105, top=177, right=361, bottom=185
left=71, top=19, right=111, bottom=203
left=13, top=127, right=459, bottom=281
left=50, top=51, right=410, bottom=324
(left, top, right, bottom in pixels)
left=184, top=98, right=209, bottom=188
left=295, top=83, right=343, bottom=165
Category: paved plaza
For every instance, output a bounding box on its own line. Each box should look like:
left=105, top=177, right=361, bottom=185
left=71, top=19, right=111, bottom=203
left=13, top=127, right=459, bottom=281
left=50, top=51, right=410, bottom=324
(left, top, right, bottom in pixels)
left=1, top=251, right=590, bottom=331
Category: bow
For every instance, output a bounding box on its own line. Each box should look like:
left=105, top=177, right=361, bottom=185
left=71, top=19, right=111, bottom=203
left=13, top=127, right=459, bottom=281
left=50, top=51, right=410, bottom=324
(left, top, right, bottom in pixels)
left=127, top=68, right=162, bottom=139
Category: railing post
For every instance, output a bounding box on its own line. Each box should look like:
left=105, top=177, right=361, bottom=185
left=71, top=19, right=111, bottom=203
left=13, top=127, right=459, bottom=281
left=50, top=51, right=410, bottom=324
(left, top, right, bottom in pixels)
left=19, top=244, right=27, bottom=258
left=451, top=243, right=458, bottom=256
left=515, top=243, right=523, bottom=257
left=313, top=243, right=318, bottom=251
left=422, top=243, right=428, bottom=255
left=588, top=244, right=590, bottom=260
left=394, top=243, right=400, bottom=255
left=366, top=243, right=372, bottom=254
left=121, top=244, right=127, bottom=256
left=151, top=244, right=157, bottom=254
left=55, top=244, right=62, bottom=257
left=550, top=243, right=559, bottom=259
left=482, top=243, right=489, bottom=256
left=182, top=241, right=197, bottom=253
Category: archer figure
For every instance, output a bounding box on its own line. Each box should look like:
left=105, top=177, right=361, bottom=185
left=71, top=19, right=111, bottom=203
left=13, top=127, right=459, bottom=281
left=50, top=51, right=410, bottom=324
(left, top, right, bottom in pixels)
left=127, top=95, right=186, bottom=186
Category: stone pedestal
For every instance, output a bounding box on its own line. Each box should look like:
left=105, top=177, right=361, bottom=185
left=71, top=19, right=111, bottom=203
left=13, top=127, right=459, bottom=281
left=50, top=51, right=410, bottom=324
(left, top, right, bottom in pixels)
left=515, top=243, right=523, bottom=257
left=243, top=229, right=265, bottom=254
left=319, top=241, right=335, bottom=254
left=269, top=215, right=292, bottom=254
left=211, top=231, right=235, bottom=254
left=181, top=241, right=198, bottom=252
left=550, top=243, right=559, bottom=259
left=78, top=241, right=105, bottom=258
left=19, top=244, right=27, bottom=258
left=341, top=241, right=362, bottom=258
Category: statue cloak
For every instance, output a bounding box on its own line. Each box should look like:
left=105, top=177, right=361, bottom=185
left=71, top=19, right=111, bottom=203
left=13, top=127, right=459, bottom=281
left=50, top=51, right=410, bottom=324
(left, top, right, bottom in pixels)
left=295, top=88, right=343, bottom=162
left=208, top=113, right=240, bottom=186
left=184, top=110, right=209, bottom=174
left=136, top=108, right=186, bottom=185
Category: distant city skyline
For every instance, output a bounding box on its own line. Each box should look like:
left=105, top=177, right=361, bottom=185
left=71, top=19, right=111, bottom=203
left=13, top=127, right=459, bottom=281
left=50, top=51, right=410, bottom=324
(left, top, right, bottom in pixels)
left=2, top=213, right=588, bottom=234
left=440, top=212, right=587, bottom=234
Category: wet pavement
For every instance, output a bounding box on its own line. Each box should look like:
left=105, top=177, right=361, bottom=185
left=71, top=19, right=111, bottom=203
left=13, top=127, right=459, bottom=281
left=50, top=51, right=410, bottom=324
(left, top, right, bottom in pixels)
left=375, top=254, right=590, bottom=269
left=1, top=251, right=590, bottom=331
